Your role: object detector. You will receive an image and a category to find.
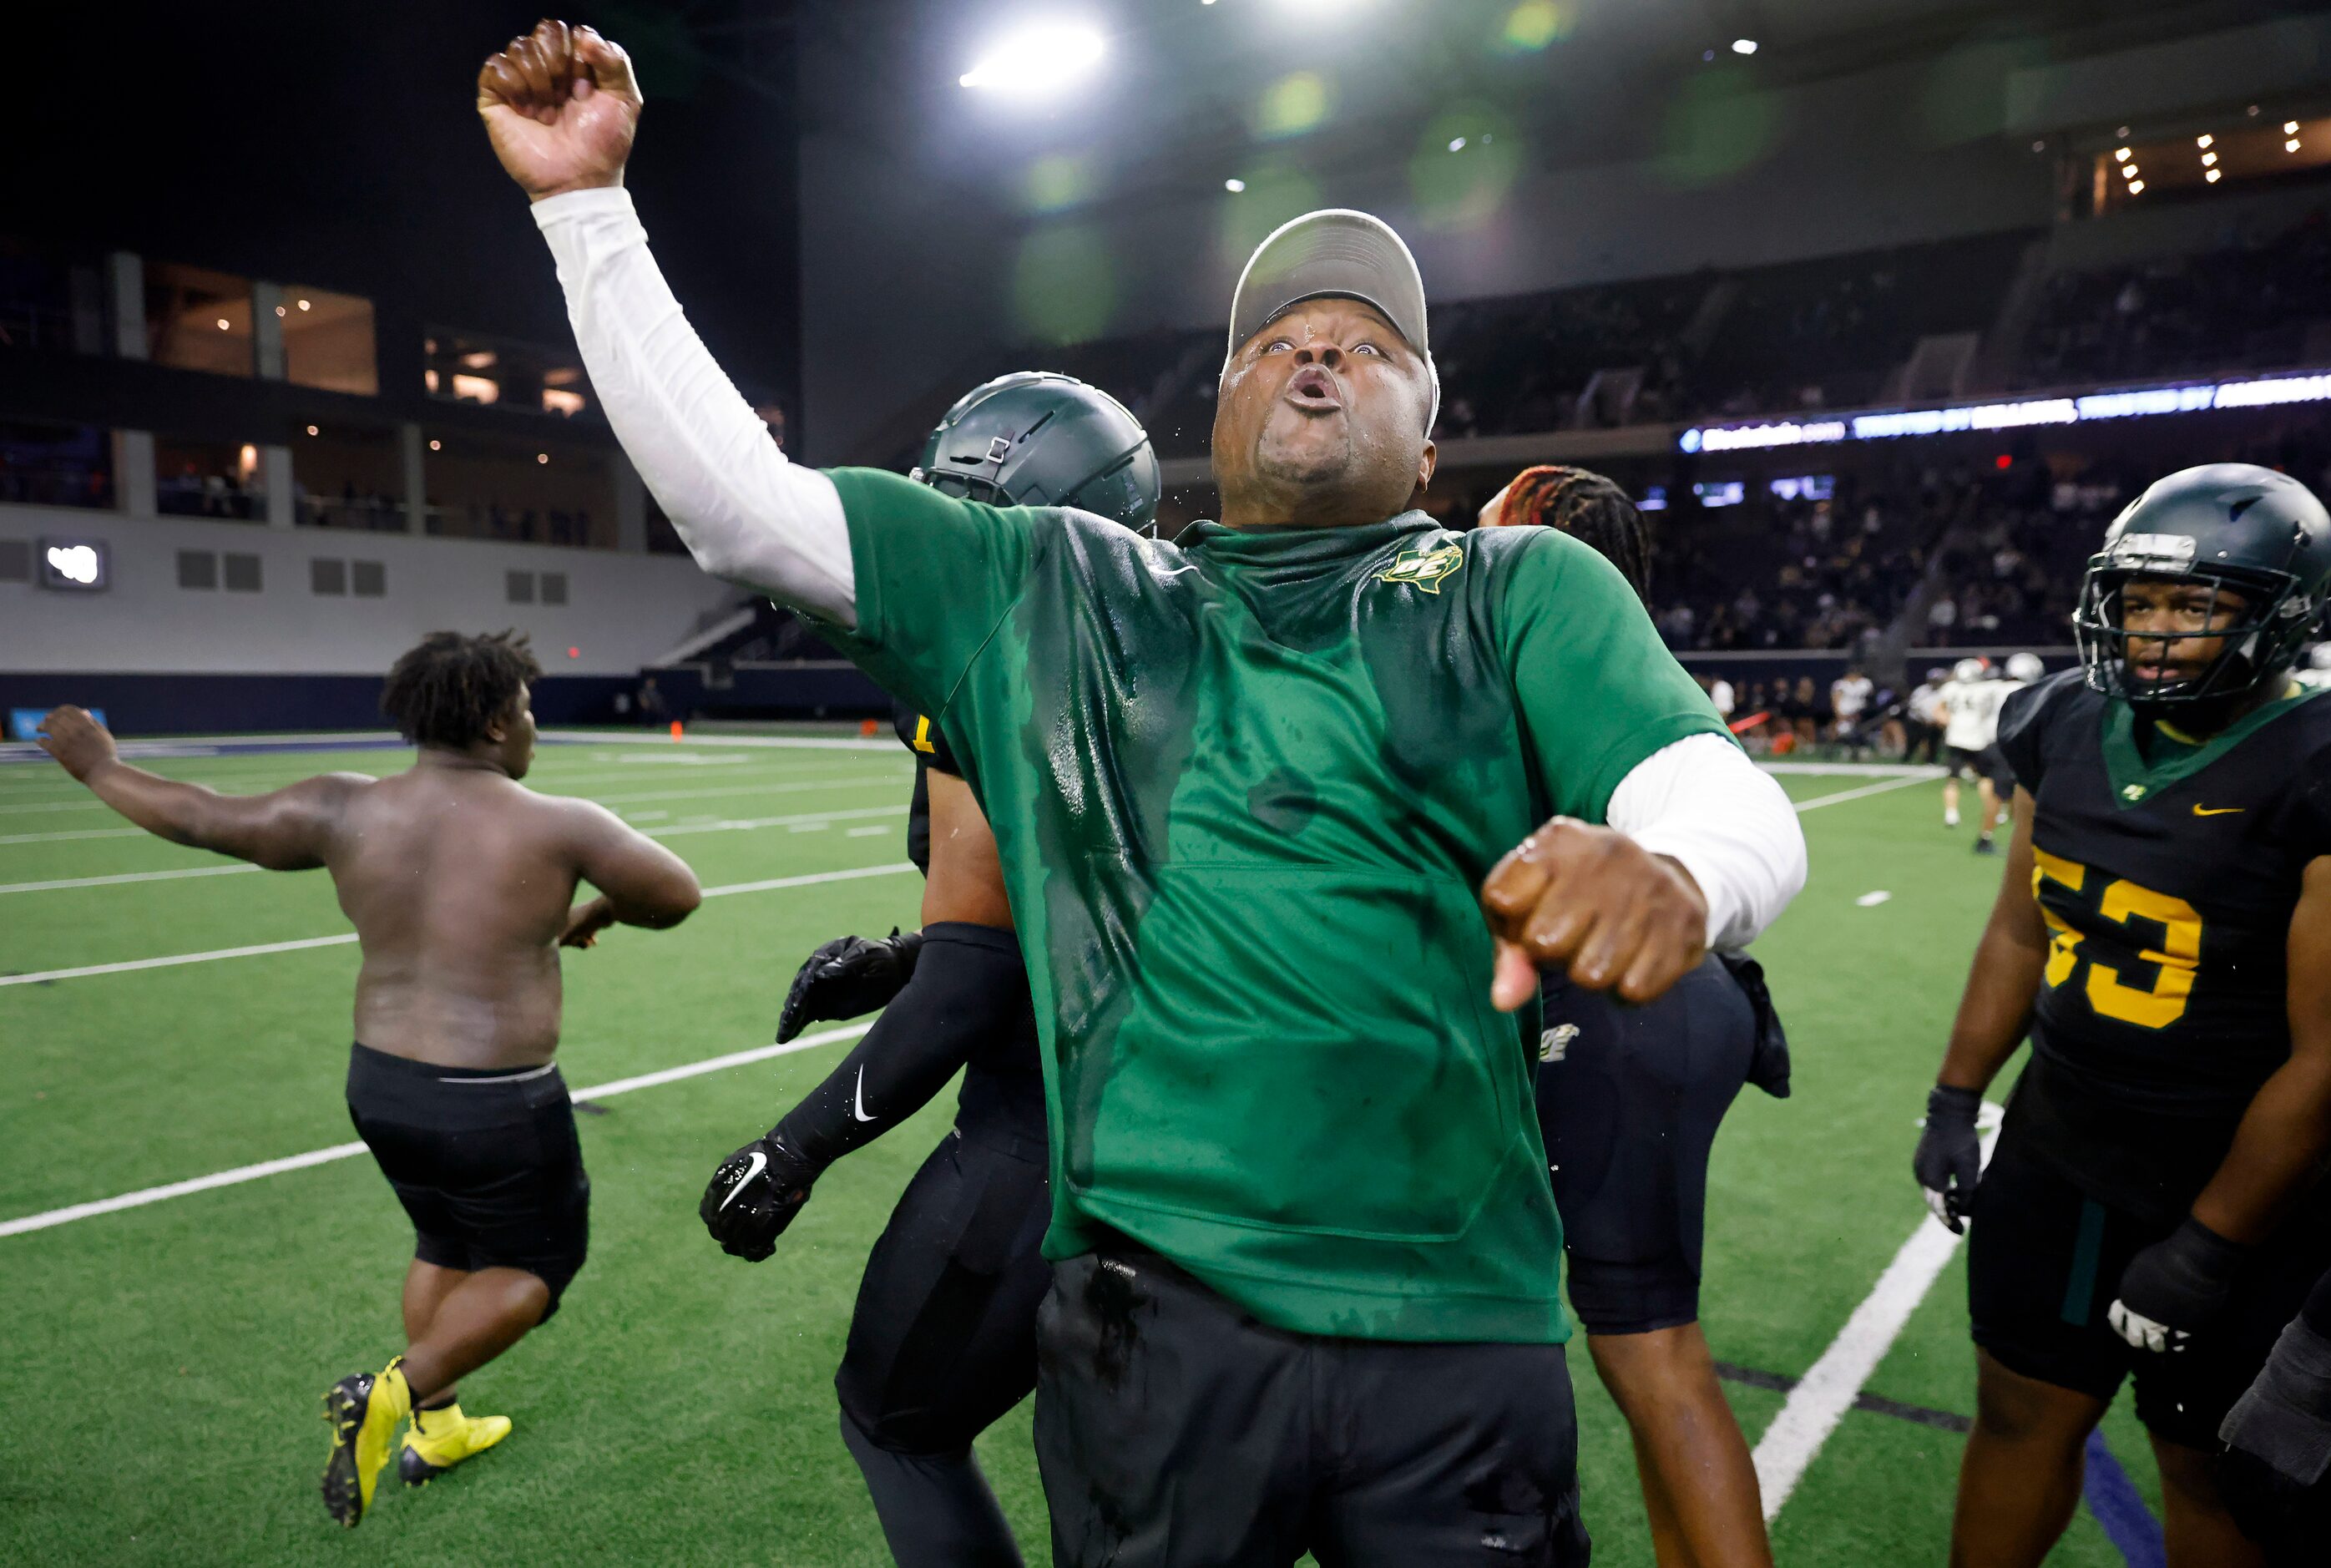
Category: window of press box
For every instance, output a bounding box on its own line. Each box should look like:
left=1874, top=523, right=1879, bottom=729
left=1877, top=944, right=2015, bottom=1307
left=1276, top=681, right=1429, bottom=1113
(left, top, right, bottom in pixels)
left=145, top=262, right=253, bottom=377
left=280, top=286, right=378, bottom=396
left=423, top=433, right=615, bottom=548
left=0, top=420, right=113, bottom=510
left=0, top=240, right=104, bottom=357
left=295, top=423, right=403, bottom=531
left=424, top=329, right=594, bottom=417
left=156, top=437, right=263, bottom=521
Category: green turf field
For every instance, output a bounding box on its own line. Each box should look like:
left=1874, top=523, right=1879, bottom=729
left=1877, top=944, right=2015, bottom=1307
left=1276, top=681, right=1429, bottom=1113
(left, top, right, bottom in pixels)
left=0, top=738, right=2157, bottom=1565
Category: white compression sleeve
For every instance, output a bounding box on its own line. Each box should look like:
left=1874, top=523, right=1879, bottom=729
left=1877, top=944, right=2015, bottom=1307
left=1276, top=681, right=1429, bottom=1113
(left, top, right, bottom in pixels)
left=531, top=187, right=856, bottom=625
left=1606, top=732, right=1808, bottom=951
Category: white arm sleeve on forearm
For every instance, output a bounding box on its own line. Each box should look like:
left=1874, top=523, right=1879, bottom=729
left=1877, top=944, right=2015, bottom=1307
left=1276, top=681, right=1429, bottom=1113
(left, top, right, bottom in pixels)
left=1607, top=732, right=1807, bottom=951
left=531, top=187, right=857, bottom=625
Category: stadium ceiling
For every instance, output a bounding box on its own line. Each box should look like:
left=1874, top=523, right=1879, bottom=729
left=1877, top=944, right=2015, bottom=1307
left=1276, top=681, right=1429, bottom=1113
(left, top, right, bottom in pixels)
left=800, top=0, right=2323, bottom=201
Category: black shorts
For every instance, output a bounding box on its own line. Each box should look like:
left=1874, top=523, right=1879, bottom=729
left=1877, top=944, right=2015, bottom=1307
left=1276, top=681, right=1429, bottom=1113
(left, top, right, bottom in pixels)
left=837, top=1115, right=1052, bottom=1456
left=1967, top=1128, right=2331, bottom=1449
left=1537, top=958, right=1757, bottom=1335
left=1035, top=1241, right=1590, bottom=1567
left=344, top=1042, right=590, bottom=1319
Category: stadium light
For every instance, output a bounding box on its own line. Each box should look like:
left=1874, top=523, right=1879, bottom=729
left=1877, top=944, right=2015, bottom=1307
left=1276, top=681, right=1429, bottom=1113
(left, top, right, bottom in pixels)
left=2207, top=169, right=2222, bottom=183
left=428, top=438, right=442, bottom=450
left=2202, top=152, right=2217, bottom=166
left=2197, top=134, right=2214, bottom=149
left=2128, top=180, right=2145, bottom=193
left=1731, top=38, right=1757, bottom=54
left=959, top=23, right=1105, bottom=93
left=2287, top=121, right=2301, bottom=134
left=1224, top=178, right=1245, bottom=192
left=2114, top=147, right=2130, bottom=162
left=1449, top=136, right=1467, bottom=152
left=2289, top=139, right=2303, bottom=154
left=215, top=318, right=230, bottom=330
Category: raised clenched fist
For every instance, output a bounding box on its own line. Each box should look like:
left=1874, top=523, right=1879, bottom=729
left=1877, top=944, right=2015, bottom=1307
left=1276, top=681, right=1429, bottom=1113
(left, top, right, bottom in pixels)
left=477, top=19, right=642, bottom=202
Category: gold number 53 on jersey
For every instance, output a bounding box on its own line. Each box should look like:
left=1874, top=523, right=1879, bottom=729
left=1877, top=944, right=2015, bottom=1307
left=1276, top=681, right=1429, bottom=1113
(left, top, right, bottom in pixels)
left=2030, top=847, right=2204, bottom=1029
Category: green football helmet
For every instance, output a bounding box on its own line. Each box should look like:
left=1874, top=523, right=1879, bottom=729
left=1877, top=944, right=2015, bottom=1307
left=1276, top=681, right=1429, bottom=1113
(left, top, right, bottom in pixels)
left=2072, top=463, right=2331, bottom=710
left=910, top=372, right=1160, bottom=534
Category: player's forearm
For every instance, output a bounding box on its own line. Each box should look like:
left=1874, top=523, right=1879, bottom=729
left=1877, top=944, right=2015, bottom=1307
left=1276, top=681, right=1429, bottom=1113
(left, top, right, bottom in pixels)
left=1935, top=921, right=2042, bottom=1092
left=530, top=187, right=857, bottom=623
left=2192, top=1054, right=2331, bottom=1245
left=81, top=762, right=231, bottom=853
left=1607, top=733, right=1807, bottom=950
left=772, top=925, right=1023, bottom=1167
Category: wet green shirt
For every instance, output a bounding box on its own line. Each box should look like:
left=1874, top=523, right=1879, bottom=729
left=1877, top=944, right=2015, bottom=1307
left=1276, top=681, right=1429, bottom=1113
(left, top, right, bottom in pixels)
left=822, top=468, right=1727, bottom=1343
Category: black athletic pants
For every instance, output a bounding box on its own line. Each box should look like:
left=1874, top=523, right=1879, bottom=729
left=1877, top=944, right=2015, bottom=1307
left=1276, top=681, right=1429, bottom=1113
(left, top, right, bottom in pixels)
left=836, top=1116, right=1051, bottom=1568
left=1034, top=1242, right=1592, bottom=1567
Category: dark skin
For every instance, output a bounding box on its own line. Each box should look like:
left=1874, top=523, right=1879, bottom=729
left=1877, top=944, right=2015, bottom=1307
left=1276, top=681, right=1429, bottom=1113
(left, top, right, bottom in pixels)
left=38, top=693, right=700, bottom=1403
left=1928, top=579, right=2331, bottom=1567
left=478, top=19, right=1707, bottom=1010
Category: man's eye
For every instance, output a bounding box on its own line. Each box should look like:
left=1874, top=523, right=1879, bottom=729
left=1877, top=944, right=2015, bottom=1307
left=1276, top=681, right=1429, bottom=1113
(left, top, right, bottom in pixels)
left=1262, top=339, right=1294, bottom=353
left=1353, top=342, right=1382, bottom=357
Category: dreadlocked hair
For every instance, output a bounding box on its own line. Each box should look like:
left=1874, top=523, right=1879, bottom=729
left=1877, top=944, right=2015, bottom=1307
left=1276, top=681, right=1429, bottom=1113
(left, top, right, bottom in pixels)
left=380, top=631, right=543, bottom=749
left=1496, top=464, right=1653, bottom=605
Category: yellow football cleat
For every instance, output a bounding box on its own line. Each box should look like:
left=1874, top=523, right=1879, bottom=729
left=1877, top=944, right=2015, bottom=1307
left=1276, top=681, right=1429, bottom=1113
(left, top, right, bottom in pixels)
left=398, top=1402, right=513, bottom=1487
left=321, top=1356, right=412, bottom=1527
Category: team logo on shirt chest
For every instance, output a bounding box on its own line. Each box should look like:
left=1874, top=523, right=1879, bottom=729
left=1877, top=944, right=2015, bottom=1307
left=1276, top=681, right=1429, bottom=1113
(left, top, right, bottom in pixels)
left=1374, top=543, right=1464, bottom=594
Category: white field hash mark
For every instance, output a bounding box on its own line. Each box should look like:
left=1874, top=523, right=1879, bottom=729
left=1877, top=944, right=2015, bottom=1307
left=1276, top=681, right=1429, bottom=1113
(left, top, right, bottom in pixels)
left=0, top=1023, right=876, bottom=1238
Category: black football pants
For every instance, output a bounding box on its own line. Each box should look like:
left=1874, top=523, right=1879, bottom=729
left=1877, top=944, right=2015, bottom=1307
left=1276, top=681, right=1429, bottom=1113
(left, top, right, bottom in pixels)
left=1034, top=1241, right=1593, bottom=1568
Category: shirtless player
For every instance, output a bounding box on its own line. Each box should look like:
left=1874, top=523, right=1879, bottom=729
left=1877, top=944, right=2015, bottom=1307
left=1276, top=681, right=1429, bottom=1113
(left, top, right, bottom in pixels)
left=35, top=630, right=702, bottom=1529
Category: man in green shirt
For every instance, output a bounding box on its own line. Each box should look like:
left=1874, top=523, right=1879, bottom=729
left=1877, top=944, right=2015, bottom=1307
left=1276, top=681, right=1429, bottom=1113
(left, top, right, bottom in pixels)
left=482, top=22, right=1806, bottom=1564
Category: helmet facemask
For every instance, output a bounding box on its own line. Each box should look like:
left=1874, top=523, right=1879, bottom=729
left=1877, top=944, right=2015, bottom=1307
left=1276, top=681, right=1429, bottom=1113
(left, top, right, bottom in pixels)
left=2072, top=562, right=2313, bottom=711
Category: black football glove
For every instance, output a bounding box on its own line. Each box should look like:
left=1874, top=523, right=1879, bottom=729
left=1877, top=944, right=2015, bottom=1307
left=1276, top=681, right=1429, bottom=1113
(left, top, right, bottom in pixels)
left=776, top=929, right=925, bottom=1044
left=2218, top=1313, right=2331, bottom=1552
left=1913, top=1084, right=1984, bottom=1234
left=699, top=1132, right=821, bottom=1262
left=2110, top=1216, right=2249, bottom=1353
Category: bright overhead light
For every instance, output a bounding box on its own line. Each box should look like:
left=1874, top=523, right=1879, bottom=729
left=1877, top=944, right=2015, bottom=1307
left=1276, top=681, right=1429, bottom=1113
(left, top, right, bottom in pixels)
left=2127, top=180, right=2145, bottom=194
left=2122, top=164, right=2139, bottom=178
left=2114, top=146, right=2131, bottom=161
left=1449, top=136, right=1468, bottom=152
left=2206, top=169, right=2222, bottom=183
left=1224, top=177, right=1245, bottom=192
left=959, top=23, right=1105, bottom=93
left=2197, top=134, right=2214, bottom=149
left=428, top=438, right=442, bottom=451
left=1731, top=38, right=1757, bottom=54
left=306, top=425, right=319, bottom=436
left=215, top=317, right=230, bottom=330
left=2287, top=121, right=2301, bottom=134
left=297, top=298, right=311, bottom=311
left=2202, top=151, right=2217, bottom=166
left=2290, top=139, right=2303, bottom=153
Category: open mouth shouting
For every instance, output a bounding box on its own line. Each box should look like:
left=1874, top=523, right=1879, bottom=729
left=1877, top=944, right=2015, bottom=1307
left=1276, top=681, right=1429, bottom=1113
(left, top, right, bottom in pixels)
left=1284, top=363, right=1344, bottom=414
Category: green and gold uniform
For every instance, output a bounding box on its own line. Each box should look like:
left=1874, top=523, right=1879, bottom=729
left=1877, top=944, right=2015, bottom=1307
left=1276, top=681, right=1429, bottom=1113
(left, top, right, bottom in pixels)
left=821, top=469, right=1726, bottom=1345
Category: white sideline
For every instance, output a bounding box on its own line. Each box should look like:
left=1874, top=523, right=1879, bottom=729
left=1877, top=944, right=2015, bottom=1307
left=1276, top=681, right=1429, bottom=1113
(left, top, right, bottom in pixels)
left=0, top=1022, right=876, bottom=1239
left=1752, top=1118, right=2001, bottom=1518
left=0, top=862, right=918, bottom=986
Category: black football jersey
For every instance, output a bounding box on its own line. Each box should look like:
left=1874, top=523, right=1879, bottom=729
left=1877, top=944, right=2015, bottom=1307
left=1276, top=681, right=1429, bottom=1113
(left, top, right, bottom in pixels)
left=892, top=697, right=963, bottom=877
left=1995, top=670, right=2331, bottom=1217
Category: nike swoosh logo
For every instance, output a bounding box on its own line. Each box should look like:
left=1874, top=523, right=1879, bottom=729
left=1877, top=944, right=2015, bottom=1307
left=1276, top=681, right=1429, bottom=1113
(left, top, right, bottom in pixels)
left=2192, top=805, right=2245, bottom=817
left=852, top=1065, right=876, bottom=1124
left=719, top=1150, right=766, bottom=1211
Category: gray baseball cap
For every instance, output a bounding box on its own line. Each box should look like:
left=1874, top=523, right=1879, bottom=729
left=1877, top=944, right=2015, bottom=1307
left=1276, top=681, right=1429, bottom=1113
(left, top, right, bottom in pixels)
left=1226, top=208, right=1439, bottom=427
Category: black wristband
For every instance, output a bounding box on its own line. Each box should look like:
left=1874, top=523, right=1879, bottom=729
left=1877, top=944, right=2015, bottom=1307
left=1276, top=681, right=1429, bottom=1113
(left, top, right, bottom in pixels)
left=2167, top=1215, right=2250, bottom=1279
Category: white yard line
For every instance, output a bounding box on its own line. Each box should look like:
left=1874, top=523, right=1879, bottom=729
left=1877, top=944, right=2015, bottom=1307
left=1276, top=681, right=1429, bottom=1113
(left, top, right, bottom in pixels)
left=1752, top=1118, right=2001, bottom=1519
left=0, top=864, right=263, bottom=896
left=0, top=766, right=908, bottom=817
left=0, top=862, right=918, bottom=986
left=0, top=802, right=907, bottom=850
left=1790, top=774, right=1938, bottom=812
left=0, top=1022, right=875, bottom=1239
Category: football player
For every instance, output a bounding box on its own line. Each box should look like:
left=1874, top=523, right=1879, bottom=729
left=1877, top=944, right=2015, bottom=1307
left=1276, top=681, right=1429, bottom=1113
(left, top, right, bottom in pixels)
left=1912, top=463, right=2331, bottom=1566
left=700, top=372, right=1158, bottom=1568
left=1484, top=467, right=1790, bottom=1568
left=1939, top=656, right=2015, bottom=852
